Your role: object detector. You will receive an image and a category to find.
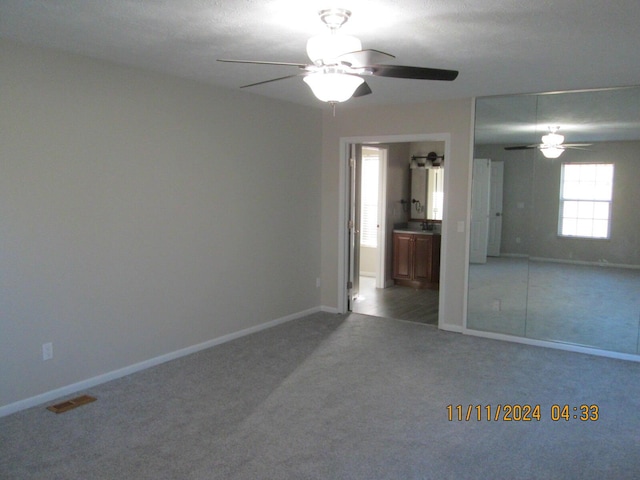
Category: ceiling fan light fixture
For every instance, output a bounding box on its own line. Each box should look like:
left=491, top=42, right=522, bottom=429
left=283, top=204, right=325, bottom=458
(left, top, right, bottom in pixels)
left=303, top=72, right=364, bottom=103
left=541, top=146, right=565, bottom=158
left=541, top=132, right=564, bottom=146
left=218, top=8, right=460, bottom=105
left=306, top=33, right=362, bottom=64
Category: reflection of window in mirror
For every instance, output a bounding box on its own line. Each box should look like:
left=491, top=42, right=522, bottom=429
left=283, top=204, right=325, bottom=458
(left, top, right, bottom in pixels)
left=558, top=163, right=614, bottom=239
left=428, top=169, right=444, bottom=220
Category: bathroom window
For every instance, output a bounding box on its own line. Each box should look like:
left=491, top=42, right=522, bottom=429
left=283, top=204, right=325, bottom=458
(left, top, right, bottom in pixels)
left=558, top=163, right=614, bottom=239
left=360, top=153, right=379, bottom=248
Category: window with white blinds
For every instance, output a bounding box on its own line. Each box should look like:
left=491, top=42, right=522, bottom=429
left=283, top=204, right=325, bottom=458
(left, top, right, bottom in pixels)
left=360, top=155, right=379, bottom=248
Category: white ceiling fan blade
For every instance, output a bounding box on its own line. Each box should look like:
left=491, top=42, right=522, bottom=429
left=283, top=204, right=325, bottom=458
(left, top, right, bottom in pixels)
left=217, top=59, right=307, bottom=68
left=240, top=74, right=302, bottom=89
left=336, top=49, right=396, bottom=67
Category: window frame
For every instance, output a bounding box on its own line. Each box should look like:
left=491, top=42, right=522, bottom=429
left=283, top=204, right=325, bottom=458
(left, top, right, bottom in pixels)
left=557, top=162, right=614, bottom=240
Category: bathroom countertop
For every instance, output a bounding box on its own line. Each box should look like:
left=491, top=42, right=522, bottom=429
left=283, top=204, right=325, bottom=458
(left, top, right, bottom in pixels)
left=393, top=229, right=440, bottom=235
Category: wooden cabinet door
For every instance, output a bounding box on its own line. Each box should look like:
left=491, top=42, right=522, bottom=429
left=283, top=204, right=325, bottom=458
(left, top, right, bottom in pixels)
left=431, top=234, right=441, bottom=282
left=414, top=235, right=433, bottom=282
left=393, top=233, right=413, bottom=279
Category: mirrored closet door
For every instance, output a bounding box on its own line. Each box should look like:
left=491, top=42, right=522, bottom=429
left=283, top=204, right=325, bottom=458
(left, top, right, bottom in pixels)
left=468, top=86, right=640, bottom=355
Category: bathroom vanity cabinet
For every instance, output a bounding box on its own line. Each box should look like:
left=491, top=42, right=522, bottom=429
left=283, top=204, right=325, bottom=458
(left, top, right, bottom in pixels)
left=392, top=231, right=441, bottom=289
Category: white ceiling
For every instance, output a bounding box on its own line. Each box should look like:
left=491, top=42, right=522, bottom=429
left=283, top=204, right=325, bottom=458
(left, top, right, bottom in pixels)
left=0, top=0, right=640, bottom=143
left=2, top=0, right=640, bottom=112
left=475, top=87, right=640, bottom=145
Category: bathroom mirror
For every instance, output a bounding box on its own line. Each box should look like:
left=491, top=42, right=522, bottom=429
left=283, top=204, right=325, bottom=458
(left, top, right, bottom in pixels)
left=468, top=86, right=640, bottom=355
left=410, top=142, right=444, bottom=221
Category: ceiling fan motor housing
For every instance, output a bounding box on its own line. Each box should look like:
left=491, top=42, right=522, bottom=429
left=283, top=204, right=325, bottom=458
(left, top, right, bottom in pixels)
left=318, top=8, right=352, bottom=29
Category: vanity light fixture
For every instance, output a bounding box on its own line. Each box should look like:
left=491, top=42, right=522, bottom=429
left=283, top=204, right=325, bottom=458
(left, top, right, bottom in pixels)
left=410, top=152, right=444, bottom=169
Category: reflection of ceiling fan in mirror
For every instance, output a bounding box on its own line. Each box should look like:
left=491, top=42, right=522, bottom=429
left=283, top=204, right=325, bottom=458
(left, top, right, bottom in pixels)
left=218, top=8, right=459, bottom=107
left=504, top=126, right=592, bottom=158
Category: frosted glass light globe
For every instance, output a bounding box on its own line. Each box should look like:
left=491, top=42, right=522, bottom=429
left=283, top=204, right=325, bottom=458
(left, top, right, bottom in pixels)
left=542, top=132, right=565, bottom=146
left=303, top=73, right=364, bottom=103
left=541, top=146, right=565, bottom=158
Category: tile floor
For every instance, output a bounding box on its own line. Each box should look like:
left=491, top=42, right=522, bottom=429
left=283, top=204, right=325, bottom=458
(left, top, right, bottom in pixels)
left=352, top=276, right=439, bottom=325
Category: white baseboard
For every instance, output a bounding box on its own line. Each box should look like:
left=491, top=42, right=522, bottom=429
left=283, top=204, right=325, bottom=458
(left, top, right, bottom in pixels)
left=320, top=305, right=340, bottom=314
left=529, top=256, right=640, bottom=270
left=0, top=306, right=323, bottom=418
left=462, top=327, right=640, bottom=363
left=439, top=323, right=463, bottom=333
left=493, top=254, right=640, bottom=270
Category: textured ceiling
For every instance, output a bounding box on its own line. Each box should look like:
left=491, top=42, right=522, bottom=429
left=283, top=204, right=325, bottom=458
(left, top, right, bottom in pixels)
left=2, top=0, right=640, bottom=112
left=0, top=0, right=640, bottom=108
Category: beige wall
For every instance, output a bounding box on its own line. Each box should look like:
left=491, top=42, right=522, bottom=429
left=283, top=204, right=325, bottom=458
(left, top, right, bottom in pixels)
left=0, top=40, right=322, bottom=409
left=383, top=142, right=412, bottom=285
left=320, top=99, right=475, bottom=331
left=1, top=39, right=475, bottom=412
left=359, top=246, right=377, bottom=276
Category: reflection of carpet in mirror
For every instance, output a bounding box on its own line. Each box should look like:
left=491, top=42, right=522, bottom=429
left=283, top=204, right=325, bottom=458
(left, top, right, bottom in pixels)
left=468, top=257, right=640, bottom=354
left=468, top=257, right=529, bottom=337
left=353, top=276, right=439, bottom=325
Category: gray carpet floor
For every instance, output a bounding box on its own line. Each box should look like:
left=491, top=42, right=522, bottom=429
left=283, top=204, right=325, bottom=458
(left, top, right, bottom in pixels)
left=2, top=311, right=640, bottom=479
left=468, top=257, right=640, bottom=354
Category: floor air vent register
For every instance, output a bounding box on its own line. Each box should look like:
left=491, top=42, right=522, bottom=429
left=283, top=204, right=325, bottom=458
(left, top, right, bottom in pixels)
left=47, top=395, right=97, bottom=414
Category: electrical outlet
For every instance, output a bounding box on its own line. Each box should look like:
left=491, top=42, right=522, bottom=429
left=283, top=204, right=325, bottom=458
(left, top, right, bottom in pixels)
left=316, top=277, right=321, bottom=288
left=492, top=300, right=502, bottom=311
left=42, top=342, right=53, bottom=361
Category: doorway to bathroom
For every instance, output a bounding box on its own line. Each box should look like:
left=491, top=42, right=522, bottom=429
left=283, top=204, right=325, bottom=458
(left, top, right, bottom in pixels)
left=343, top=134, right=449, bottom=327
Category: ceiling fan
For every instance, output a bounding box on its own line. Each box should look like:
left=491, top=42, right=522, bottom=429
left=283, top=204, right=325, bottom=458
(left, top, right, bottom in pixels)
left=504, top=126, right=592, bottom=158
left=218, top=8, right=459, bottom=106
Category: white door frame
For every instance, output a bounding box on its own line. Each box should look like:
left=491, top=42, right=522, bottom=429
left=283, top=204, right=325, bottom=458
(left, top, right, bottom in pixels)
left=337, top=133, right=452, bottom=329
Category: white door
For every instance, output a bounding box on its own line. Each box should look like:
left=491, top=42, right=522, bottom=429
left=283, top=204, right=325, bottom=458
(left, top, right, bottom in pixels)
left=347, top=144, right=362, bottom=309
left=487, top=161, right=504, bottom=257
left=470, top=159, right=491, bottom=264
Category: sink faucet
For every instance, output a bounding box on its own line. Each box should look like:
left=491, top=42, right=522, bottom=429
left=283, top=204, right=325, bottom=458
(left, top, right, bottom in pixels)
left=422, top=220, right=435, bottom=231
